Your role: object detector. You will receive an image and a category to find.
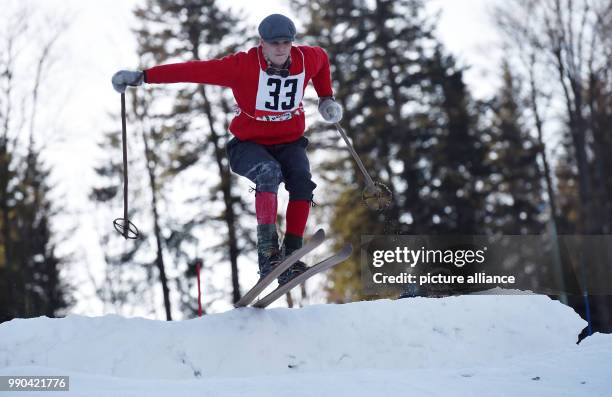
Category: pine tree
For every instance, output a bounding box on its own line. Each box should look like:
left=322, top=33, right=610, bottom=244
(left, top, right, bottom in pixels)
left=419, top=47, right=491, bottom=235
left=13, top=146, right=71, bottom=319
left=0, top=141, right=70, bottom=322
left=484, top=61, right=545, bottom=234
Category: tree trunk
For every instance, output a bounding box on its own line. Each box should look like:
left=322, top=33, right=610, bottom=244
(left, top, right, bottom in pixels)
left=142, top=127, right=173, bottom=321
left=199, top=86, right=242, bottom=304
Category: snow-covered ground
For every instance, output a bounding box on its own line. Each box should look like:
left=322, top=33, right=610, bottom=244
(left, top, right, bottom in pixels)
left=2, top=294, right=611, bottom=396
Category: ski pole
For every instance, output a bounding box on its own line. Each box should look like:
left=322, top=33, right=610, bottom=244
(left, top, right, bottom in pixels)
left=113, top=92, right=140, bottom=239
left=334, top=122, right=376, bottom=189
left=334, top=122, right=393, bottom=211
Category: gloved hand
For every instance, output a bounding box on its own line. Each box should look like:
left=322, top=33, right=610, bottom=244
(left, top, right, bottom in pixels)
left=111, top=70, right=144, bottom=93
left=318, top=97, right=343, bottom=123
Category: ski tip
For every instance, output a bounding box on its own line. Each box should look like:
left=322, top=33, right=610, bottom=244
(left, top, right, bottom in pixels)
left=310, top=228, right=325, bottom=242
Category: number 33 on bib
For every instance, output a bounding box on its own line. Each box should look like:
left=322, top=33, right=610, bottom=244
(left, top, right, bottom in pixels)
left=254, top=61, right=305, bottom=121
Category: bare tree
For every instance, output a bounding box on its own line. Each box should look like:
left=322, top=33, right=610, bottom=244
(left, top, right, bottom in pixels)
left=494, top=0, right=612, bottom=339
left=495, top=0, right=612, bottom=234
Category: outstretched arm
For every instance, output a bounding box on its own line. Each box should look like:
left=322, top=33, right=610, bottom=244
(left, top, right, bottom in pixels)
left=144, top=53, right=242, bottom=88
left=111, top=53, right=243, bottom=93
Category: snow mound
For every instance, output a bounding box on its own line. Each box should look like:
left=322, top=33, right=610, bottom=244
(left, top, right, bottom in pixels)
left=0, top=295, right=588, bottom=379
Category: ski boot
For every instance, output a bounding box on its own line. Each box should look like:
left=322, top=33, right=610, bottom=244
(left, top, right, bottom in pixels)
left=257, top=224, right=282, bottom=280
left=278, top=234, right=309, bottom=285
left=258, top=249, right=283, bottom=280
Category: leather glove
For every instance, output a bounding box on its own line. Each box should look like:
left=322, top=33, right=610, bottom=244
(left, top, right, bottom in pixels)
left=318, top=97, right=343, bottom=123
left=112, top=70, right=144, bottom=93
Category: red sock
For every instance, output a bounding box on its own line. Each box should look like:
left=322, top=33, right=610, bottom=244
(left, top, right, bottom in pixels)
left=256, top=192, right=277, bottom=224
left=286, top=200, right=310, bottom=237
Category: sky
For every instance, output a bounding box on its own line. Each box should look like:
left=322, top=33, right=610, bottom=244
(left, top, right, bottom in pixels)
left=7, top=0, right=503, bottom=318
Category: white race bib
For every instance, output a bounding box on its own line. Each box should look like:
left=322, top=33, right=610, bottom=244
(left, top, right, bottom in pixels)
left=254, top=71, right=305, bottom=119
left=253, top=48, right=305, bottom=121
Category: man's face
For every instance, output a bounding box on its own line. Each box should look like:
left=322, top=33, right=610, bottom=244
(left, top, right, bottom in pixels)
left=261, top=39, right=292, bottom=66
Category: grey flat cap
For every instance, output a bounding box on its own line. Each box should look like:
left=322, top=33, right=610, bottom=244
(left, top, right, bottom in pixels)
left=258, top=14, right=296, bottom=42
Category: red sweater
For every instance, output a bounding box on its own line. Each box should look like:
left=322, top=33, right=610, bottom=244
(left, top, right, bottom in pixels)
left=144, top=45, right=333, bottom=145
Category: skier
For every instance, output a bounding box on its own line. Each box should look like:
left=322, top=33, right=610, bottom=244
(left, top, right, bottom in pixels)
left=111, top=14, right=343, bottom=286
